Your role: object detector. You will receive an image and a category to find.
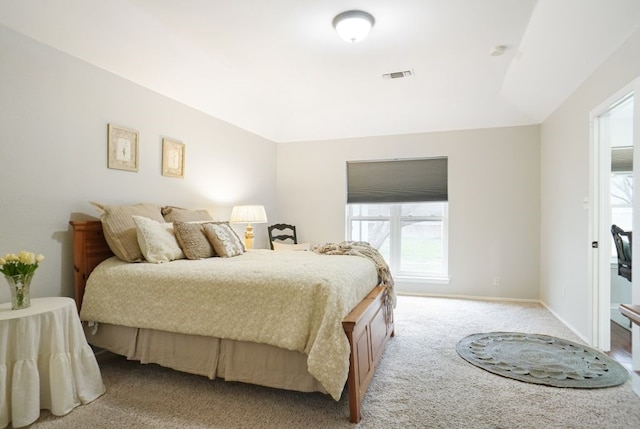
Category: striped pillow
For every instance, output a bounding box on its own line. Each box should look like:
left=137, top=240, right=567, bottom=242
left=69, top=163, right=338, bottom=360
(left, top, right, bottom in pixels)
left=90, top=202, right=165, bottom=262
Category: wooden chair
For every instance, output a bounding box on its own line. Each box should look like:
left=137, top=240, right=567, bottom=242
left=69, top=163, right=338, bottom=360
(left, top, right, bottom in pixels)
left=268, top=224, right=297, bottom=250
left=611, top=224, right=632, bottom=282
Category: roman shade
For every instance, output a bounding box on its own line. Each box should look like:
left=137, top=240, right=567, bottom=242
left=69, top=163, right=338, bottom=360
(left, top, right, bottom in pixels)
left=611, top=147, right=633, bottom=172
left=346, top=157, right=448, bottom=204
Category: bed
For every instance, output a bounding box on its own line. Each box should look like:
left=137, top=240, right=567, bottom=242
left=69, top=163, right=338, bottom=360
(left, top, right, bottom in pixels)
left=69, top=217, right=394, bottom=423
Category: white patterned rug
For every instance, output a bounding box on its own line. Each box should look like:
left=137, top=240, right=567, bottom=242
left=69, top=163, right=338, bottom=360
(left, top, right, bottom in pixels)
left=456, top=332, right=629, bottom=388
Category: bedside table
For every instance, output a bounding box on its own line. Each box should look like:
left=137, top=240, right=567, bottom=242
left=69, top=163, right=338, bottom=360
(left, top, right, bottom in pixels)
left=0, top=297, right=105, bottom=428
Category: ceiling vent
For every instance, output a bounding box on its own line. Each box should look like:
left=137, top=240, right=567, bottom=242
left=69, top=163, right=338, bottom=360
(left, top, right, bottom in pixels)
left=382, top=70, right=413, bottom=79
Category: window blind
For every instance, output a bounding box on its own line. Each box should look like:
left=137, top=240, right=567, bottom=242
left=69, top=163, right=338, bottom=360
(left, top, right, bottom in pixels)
left=611, top=147, right=633, bottom=172
left=346, top=157, right=448, bottom=204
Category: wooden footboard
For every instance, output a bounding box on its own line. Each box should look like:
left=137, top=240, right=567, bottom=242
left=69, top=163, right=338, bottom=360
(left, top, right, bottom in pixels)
left=343, top=285, right=394, bottom=422
left=69, top=219, right=394, bottom=423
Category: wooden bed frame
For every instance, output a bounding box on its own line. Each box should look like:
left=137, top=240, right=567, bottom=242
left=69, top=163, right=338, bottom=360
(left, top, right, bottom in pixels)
left=69, top=220, right=394, bottom=423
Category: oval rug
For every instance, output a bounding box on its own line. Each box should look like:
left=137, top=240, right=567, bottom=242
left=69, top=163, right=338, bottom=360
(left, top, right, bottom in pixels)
left=456, top=332, right=628, bottom=388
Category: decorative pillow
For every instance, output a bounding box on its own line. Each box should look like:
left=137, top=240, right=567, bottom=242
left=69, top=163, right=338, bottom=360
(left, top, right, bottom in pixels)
left=132, top=215, right=184, bottom=263
left=90, top=202, right=165, bottom=262
left=161, top=206, right=213, bottom=222
left=227, top=223, right=247, bottom=252
left=221, top=223, right=247, bottom=253
left=203, top=223, right=245, bottom=257
left=272, top=242, right=311, bottom=251
left=173, top=221, right=215, bottom=260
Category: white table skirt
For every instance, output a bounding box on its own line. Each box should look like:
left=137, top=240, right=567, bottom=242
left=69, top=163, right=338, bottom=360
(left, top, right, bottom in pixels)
left=0, top=297, right=105, bottom=428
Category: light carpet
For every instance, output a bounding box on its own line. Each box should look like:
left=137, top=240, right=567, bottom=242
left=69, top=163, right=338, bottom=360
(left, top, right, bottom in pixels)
left=24, top=296, right=640, bottom=429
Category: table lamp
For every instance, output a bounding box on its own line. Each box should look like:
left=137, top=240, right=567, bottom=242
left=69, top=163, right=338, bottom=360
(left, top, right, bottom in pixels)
left=230, top=205, right=268, bottom=249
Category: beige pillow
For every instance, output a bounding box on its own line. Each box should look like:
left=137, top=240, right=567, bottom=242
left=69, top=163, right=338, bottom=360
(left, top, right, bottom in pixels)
left=203, top=223, right=245, bottom=257
left=161, top=206, right=213, bottom=222
left=272, top=242, right=311, bottom=251
left=132, top=215, right=184, bottom=263
left=173, top=221, right=215, bottom=260
left=90, top=202, right=165, bottom=262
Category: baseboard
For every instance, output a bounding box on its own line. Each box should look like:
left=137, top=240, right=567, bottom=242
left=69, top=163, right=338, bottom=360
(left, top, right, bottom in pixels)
left=396, top=291, right=540, bottom=304
left=538, top=301, right=590, bottom=345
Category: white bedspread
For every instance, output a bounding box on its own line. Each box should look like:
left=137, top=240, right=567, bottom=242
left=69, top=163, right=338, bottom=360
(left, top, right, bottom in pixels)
left=80, top=250, right=378, bottom=400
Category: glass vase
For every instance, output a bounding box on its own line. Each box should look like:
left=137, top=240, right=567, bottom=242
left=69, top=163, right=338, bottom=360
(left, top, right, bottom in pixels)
left=5, top=273, right=33, bottom=310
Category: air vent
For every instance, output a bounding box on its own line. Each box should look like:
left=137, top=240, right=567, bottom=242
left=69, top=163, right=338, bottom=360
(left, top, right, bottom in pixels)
left=382, top=70, right=413, bottom=79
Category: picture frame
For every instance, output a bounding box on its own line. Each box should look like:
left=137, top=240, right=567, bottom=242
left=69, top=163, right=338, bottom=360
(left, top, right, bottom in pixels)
left=162, top=138, right=185, bottom=178
left=107, top=124, right=139, bottom=172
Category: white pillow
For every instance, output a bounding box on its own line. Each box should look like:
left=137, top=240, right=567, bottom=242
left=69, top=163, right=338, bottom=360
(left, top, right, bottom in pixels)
left=132, top=215, right=185, bottom=263
left=272, top=242, right=310, bottom=251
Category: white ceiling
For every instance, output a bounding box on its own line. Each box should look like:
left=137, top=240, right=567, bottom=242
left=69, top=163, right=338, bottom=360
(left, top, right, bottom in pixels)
left=1, top=0, right=639, bottom=143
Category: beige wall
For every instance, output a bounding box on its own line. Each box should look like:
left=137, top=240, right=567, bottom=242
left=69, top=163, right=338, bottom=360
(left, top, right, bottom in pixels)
left=0, top=25, right=277, bottom=302
left=277, top=125, right=541, bottom=299
left=540, top=28, right=640, bottom=340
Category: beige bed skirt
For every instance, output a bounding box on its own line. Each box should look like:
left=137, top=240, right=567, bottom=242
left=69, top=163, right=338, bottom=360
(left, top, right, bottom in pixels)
left=84, top=322, right=328, bottom=395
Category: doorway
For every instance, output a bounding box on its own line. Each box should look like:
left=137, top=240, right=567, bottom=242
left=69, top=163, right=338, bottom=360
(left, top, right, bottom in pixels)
left=589, top=78, right=640, bottom=382
left=607, top=96, right=634, bottom=334
left=590, top=78, right=639, bottom=357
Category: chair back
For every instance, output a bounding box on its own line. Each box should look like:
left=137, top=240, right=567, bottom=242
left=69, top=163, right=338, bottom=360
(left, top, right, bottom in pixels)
left=268, top=224, right=298, bottom=250
left=611, top=224, right=632, bottom=282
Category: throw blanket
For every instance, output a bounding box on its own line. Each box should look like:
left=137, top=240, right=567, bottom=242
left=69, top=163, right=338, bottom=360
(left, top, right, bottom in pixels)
left=313, top=241, right=396, bottom=307
left=80, top=250, right=378, bottom=400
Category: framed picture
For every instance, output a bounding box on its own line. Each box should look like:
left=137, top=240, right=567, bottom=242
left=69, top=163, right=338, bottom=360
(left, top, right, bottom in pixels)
left=162, top=138, right=185, bottom=178
left=107, top=124, right=139, bottom=172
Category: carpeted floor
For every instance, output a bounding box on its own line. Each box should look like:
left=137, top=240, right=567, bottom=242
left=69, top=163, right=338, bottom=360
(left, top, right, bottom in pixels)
left=24, top=296, right=640, bottom=428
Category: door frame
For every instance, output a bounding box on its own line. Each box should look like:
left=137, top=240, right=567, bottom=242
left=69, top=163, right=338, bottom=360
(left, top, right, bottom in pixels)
left=589, top=77, right=639, bottom=352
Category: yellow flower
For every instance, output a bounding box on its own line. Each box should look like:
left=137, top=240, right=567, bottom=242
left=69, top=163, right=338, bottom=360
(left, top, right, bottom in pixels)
left=18, top=251, right=36, bottom=265
left=0, top=251, right=44, bottom=277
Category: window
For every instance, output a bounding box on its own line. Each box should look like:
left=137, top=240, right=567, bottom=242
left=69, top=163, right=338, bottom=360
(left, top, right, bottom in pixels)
left=611, top=172, right=632, bottom=258
left=347, top=202, right=448, bottom=278
left=345, top=157, right=449, bottom=280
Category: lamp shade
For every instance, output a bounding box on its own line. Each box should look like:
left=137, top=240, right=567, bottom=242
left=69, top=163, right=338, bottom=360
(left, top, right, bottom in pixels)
left=332, top=10, right=375, bottom=43
left=230, top=205, right=268, bottom=224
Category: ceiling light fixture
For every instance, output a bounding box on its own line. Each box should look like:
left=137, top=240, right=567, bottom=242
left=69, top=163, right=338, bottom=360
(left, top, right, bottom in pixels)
left=332, top=10, right=375, bottom=43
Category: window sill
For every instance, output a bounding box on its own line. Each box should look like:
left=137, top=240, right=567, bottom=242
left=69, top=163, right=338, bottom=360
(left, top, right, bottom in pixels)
left=394, top=275, right=450, bottom=285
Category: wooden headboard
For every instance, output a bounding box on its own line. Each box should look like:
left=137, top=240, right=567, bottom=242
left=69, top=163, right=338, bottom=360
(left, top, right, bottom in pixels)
left=69, top=220, right=113, bottom=312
